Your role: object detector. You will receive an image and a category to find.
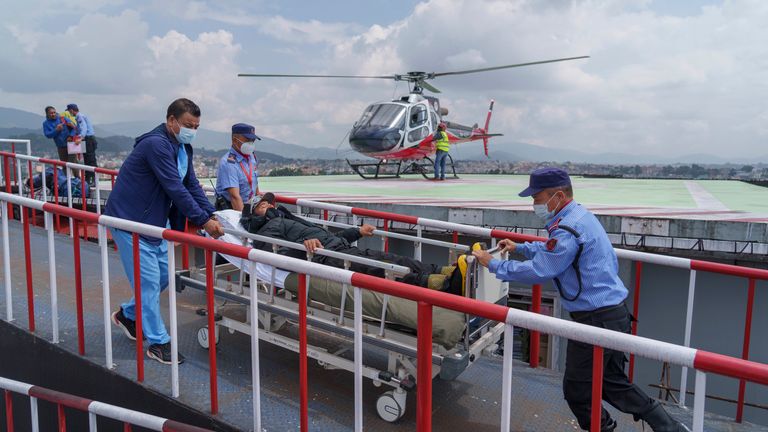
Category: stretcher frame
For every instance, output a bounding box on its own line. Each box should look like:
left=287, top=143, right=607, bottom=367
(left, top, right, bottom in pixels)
left=176, top=217, right=507, bottom=422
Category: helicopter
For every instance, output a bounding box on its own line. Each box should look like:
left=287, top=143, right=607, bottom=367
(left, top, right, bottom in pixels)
left=239, top=56, right=589, bottom=180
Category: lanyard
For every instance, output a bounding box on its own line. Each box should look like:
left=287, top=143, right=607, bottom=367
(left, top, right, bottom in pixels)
left=238, top=157, right=254, bottom=196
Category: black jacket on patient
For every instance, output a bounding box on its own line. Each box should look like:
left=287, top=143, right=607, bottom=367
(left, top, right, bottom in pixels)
left=240, top=205, right=449, bottom=289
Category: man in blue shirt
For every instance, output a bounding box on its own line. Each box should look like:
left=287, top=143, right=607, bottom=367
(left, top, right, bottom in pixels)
left=42, top=106, right=77, bottom=166
left=106, top=98, right=224, bottom=365
left=214, top=123, right=260, bottom=211
left=473, top=168, right=686, bottom=431
left=67, top=104, right=98, bottom=186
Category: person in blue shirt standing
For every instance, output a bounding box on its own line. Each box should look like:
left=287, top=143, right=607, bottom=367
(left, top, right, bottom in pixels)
left=42, top=106, right=78, bottom=166
left=214, top=123, right=261, bottom=211
left=105, top=98, right=224, bottom=365
left=472, top=168, right=686, bottom=432
left=66, top=103, right=98, bottom=186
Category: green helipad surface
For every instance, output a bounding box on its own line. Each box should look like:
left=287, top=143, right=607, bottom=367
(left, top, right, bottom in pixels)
left=252, top=175, right=768, bottom=221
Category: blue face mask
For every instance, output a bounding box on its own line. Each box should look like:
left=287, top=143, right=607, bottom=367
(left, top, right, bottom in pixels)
left=533, top=193, right=562, bottom=221
left=173, top=119, right=197, bottom=144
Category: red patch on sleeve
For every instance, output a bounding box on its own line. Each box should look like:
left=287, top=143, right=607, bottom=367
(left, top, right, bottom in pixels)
left=546, top=238, right=558, bottom=251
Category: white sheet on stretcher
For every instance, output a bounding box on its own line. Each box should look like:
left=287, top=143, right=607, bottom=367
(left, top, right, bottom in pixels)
left=213, top=209, right=290, bottom=288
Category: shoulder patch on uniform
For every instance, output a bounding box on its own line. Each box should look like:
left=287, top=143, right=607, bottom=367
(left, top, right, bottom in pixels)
left=546, top=238, right=558, bottom=251
left=226, top=157, right=236, bottom=163
left=547, top=218, right=562, bottom=235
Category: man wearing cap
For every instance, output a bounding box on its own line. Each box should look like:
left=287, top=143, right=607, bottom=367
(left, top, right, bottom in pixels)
left=66, top=104, right=98, bottom=186
left=472, top=167, right=686, bottom=432
left=214, top=123, right=261, bottom=211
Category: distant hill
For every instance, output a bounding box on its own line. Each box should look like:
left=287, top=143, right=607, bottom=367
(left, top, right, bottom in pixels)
left=2, top=106, right=763, bottom=164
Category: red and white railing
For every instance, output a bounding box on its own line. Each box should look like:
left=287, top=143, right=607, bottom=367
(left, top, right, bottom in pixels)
left=272, top=193, right=767, bottom=421
left=0, top=376, right=212, bottom=431
left=2, top=190, right=768, bottom=432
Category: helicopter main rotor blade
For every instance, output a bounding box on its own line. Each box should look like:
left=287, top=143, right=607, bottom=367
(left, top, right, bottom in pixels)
left=238, top=73, right=395, bottom=79
left=419, top=80, right=442, bottom=94
left=430, top=55, right=590, bottom=78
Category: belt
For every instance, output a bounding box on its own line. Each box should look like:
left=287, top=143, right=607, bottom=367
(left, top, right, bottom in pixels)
left=569, top=301, right=626, bottom=322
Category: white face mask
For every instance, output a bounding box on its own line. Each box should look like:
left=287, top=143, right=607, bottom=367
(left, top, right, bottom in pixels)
left=240, top=141, right=256, bottom=154
left=533, top=193, right=562, bottom=221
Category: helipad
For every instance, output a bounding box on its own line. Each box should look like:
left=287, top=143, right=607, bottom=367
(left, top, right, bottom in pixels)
left=259, top=175, right=768, bottom=222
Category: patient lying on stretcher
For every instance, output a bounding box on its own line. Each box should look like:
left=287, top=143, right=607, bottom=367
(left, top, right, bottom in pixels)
left=238, top=193, right=464, bottom=294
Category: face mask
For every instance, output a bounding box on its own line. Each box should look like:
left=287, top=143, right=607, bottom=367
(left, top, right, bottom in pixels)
left=240, top=141, right=256, bottom=154
left=173, top=119, right=197, bottom=144
left=533, top=193, right=562, bottom=221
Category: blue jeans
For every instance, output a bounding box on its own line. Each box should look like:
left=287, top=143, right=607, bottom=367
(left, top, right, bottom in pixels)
left=434, top=150, right=448, bottom=179
left=111, top=228, right=170, bottom=345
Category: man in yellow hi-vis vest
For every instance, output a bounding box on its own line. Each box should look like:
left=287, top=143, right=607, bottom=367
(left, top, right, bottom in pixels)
left=433, top=122, right=450, bottom=180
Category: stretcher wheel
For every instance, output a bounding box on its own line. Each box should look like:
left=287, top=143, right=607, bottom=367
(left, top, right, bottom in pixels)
left=197, top=326, right=220, bottom=349
left=376, top=390, right=405, bottom=422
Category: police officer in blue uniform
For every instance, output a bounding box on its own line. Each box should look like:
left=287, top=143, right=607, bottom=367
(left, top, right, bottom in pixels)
left=473, top=168, right=687, bottom=432
left=215, top=123, right=261, bottom=211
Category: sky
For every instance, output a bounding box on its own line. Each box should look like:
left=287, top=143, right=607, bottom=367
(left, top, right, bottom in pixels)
left=1, top=0, right=766, bottom=159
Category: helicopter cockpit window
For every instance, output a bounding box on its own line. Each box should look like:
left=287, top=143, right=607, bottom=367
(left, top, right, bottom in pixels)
left=355, top=104, right=406, bottom=128
left=409, top=104, right=428, bottom=128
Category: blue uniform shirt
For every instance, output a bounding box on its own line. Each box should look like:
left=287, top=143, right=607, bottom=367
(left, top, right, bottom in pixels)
left=488, top=201, right=628, bottom=312
left=75, top=112, right=95, bottom=137
left=215, top=147, right=258, bottom=203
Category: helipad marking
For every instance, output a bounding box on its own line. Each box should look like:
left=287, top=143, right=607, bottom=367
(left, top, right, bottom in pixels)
left=684, top=181, right=730, bottom=211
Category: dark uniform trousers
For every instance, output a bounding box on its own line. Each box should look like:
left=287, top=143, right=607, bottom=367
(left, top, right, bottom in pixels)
left=83, top=135, right=98, bottom=184
left=565, top=302, right=656, bottom=430
left=313, top=246, right=440, bottom=288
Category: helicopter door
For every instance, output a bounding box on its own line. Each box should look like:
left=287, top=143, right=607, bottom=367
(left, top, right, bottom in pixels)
left=405, top=103, right=430, bottom=145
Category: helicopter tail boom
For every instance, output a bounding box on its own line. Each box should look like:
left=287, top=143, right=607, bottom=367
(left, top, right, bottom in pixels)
left=482, top=99, right=495, bottom=156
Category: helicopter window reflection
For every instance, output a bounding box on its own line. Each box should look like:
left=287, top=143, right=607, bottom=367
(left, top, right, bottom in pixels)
left=409, top=104, right=428, bottom=128
left=356, top=103, right=406, bottom=128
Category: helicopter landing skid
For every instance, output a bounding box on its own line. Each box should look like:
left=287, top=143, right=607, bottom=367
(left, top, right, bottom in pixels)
left=347, top=159, right=404, bottom=179
left=347, top=155, right=459, bottom=180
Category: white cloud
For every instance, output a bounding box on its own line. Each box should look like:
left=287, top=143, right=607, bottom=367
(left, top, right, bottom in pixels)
left=2, top=0, right=768, bottom=160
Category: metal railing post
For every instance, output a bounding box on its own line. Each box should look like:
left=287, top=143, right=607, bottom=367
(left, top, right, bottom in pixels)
left=47, top=212, right=59, bottom=343
left=250, top=266, right=262, bottom=432
left=98, top=224, right=112, bottom=367
left=22, top=204, right=34, bottom=332
left=500, top=322, right=514, bottom=431
left=168, top=242, right=179, bottom=397
left=416, top=301, right=433, bottom=432
left=736, top=278, right=756, bottom=422
left=132, top=233, right=144, bottom=382
left=692, top=371, right=706, bottom=432
left=66, top=166, right=73, bottom=237
left=679, top=269, right=697, bottom=407
left=298, top=273, right=308, bottom=432
left=73, top=219, right=85, bottom=354
left=629, top=260, right=643, bottom=382
left=29, top=396, right=39, bottom=432
left=530, top=284, right=542, bottom=368
left=2, top=200, right=12, bottom=321
left=591, top=346, right=604, bottom=432
left=414, top=226, right=423, bottom=261
left=205, top=250, right=218, bottom=414
left=354, top=285, right=363, bottom=432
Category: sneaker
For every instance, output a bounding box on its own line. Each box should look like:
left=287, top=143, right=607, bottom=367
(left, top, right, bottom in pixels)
left=147, top=342, right=185, bottom=365
left=601, top=418, right=617, bottom=432
left=111, top=308, right=145, bottom=341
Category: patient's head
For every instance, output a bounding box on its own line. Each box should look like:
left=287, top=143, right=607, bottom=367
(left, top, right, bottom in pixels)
left=252, top=192, right=276, bottom=216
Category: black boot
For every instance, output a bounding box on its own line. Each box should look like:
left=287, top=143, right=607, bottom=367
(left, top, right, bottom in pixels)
left=642, top=402, right=690, bottom=432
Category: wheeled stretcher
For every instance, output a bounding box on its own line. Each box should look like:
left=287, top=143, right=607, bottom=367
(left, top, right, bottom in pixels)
left=175, top=210, right=508, bottom=422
